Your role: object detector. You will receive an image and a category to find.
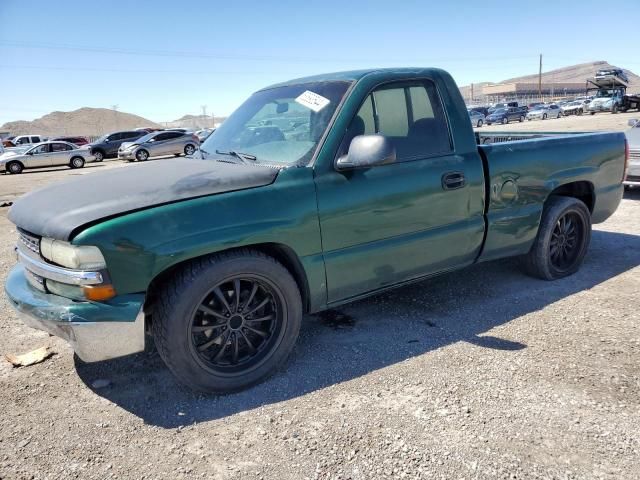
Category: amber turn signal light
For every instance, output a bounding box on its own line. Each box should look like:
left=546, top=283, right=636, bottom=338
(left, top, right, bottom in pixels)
left=83, top=284, right=116, bottom=301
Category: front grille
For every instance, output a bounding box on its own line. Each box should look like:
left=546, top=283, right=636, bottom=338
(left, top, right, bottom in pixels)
left=18, top=229, right=40, bottom=255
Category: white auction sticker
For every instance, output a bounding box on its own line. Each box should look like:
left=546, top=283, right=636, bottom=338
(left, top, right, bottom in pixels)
left=295, top=90, right=331, bottom=112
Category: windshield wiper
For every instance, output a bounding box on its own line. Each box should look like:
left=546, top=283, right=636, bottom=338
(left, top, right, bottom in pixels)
left=215, top=149, right=257, bottom=164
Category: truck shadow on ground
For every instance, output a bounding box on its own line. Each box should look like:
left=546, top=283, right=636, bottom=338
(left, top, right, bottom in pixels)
left=75, top=229, right=640, bottom=428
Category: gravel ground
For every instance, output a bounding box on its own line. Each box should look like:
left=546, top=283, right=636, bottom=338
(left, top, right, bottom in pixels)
left=1, top=139, right=639, bottom=479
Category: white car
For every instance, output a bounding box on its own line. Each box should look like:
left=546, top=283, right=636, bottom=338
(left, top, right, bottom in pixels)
left=0, top=141, right=95, bottom=174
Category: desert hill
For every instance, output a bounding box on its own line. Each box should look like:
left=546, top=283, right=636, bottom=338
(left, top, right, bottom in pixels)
left=459, top=60, right=640, bottom=100
left=0, top=107, right=162, bottom=137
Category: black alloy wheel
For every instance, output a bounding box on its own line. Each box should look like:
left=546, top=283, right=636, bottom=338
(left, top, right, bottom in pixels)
left=188, top=276, right=282, bottom=373
left=521, top=196, right=591, bottom=280
left=549, top=211, right=584, bottom=273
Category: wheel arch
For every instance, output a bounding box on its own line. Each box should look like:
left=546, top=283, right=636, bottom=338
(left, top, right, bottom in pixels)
left=144, top=242, right=312, bottom=322
left=546, top=180, right=595, bottom=213
left=6, top=159, right=25, bottom=170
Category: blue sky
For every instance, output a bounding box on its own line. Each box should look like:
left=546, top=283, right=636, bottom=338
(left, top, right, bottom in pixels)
left=0, top=0, right=638, bottom=125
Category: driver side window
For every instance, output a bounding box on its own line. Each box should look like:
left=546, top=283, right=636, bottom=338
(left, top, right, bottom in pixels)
left=31, top=144, right=49, bottom=154
left=341, top=79, right=452, bottom=161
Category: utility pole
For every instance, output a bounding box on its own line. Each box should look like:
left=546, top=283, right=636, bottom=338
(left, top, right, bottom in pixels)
left=538, top=54, right=542, bottom=101
left=111, top=104, right=119, bottom=130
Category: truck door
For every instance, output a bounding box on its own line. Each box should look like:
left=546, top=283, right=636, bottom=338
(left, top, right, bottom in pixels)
left=314, top=79, right=485, bottom=303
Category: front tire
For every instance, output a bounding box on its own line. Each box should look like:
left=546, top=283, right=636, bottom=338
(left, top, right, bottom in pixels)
left=7, top=161, right=23, bottom=174
left=135, top=149, right=149, bottom=161
left=519, top=115, right=524, bottom=122
left=542, top=113, right=548, bottom=120
left=477, top=119, right=483, bottom=128
left=521, top=196, right=591, bottom=280
left=502, top=117, right=508, bottom=125
left=70, top=156, right=85, bottom=169
left=152, top=250, right=302, bottom=393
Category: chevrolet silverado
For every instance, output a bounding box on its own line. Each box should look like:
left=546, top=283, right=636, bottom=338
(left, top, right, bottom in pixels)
left=5, top=68, right=628, bottom=393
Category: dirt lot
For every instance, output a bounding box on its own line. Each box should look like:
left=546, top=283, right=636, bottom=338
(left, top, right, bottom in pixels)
left=1, top=117, right=639, bottom=480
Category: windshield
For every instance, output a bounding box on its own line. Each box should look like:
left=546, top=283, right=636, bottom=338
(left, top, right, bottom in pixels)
left=200, top=81, right=351, bottom=165
left=596, top=90, right=614, bottom=98
left=93, top=135, right=108, bottom=143
left=493, top=109, right=506, bottom=114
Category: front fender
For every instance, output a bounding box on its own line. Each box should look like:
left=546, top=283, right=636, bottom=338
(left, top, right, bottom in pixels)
left=73, top=167, right=323, bottom=300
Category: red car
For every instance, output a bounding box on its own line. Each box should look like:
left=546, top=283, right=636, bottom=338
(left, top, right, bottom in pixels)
left=50, top=136, right=89, bottom=146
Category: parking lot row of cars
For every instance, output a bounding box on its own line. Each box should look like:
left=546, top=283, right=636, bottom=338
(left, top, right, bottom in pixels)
left=467, top=97, right=596, bottom=128
left=0, top=127, right=215, bottom=174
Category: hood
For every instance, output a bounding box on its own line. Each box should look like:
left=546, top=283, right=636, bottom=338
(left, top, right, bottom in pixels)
left=9, top=158, right=281, bottom=240
left=119, top=141, right=135, bottom=149
left=591, top=98, right=612, bottom=105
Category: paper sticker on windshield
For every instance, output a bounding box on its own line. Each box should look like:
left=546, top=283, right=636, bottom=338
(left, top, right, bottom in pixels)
left=295, top=90, right=330, bottom=113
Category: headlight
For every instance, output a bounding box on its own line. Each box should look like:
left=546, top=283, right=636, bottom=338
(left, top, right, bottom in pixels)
left=40, top=238, right=106, bottom=270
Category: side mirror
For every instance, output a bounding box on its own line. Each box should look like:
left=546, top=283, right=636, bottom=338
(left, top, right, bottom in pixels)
left=628, top=119, right=639, bottom=127
left=336, top=134, right=396, bottom=170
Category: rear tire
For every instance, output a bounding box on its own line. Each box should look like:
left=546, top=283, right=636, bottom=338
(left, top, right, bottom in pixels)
left=7, top=161, right=23, bottom=174
left=542, top=113, right=548, bottom=120
left=519, top=115, right=524, bottom=122
left=502, top=117, right=508, bottom=125
left=477, top=119, right=483, bottom=128
left=152, top=250, right=302, bottom=393
left=93, top=150, right=104, bottom=162
left=184, top=144, right=196, bottom=156
left=521, top=196, right=591, bottom=280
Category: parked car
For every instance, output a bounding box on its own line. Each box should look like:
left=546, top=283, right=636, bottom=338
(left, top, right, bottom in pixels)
left=526, top=104, right=562, bottom=120
left=134, top=127, right=164, bottom=133
left=3, top=135, right=44, bottom=147
left=469, top=106, right=489, bottom=117
left=485, top=107, right=526, bottom=125
left=196, top=128, right=215, bottom=142
left=561, top=100, right=587, bottom=116
left=117, top=130, right=199, bottom=161
left=468, top=110, right=485, bottom=128
left=5, top=67, right=627, bottom=393
left=87, top=130, right=147, bottom=161
left=51, top=136, right=89, bottom=146
left=624, top=118, right=640, bottom=189
left=595, top=68, right=629, bottom=84
left=0, top=141, right=94, bottom=174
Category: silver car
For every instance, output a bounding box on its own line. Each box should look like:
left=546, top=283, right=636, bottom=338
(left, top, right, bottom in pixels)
left=0, top=141, right=94, bottom=174
left=118, top=130, right=199, bottom=161
left=526, top=104, right=562, bottom=121
left=468, top=110, right=485, bottom=128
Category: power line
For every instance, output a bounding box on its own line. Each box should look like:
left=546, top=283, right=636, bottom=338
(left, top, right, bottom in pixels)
left=0, top=40, right=541, bottom=64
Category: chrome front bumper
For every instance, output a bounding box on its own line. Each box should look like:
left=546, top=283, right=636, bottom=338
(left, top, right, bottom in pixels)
left=5, top=264, right=146, bottom=363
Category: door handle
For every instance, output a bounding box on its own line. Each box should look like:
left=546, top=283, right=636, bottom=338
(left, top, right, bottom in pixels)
left=441, top=171, right=466, bottom=190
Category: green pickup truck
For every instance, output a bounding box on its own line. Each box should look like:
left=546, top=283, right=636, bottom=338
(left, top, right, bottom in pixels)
left=5, top=68, right=628, bottom=393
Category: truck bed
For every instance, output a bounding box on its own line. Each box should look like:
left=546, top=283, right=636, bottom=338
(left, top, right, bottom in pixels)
left=475, top=131, right=626, bottom=262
